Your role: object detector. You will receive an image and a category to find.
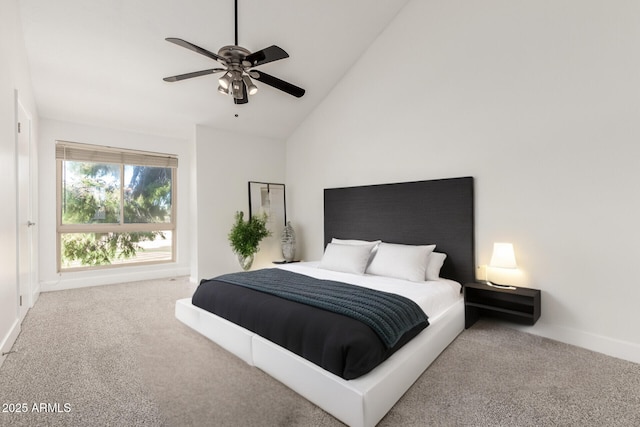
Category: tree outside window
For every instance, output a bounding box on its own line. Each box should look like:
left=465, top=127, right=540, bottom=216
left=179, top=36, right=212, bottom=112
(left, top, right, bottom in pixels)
left=56, top=142, right=177, bottom=271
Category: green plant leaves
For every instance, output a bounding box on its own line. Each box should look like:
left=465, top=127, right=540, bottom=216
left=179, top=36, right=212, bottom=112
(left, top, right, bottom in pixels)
left=228, top=211, right=272, bottom=258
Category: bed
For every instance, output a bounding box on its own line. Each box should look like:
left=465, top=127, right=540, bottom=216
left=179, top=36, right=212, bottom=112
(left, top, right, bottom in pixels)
left=176, top=176, right=475, bottom=427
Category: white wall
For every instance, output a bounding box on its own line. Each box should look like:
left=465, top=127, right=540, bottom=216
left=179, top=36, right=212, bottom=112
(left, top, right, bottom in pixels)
left=286, top=0, right=640, bottom=363
left=0, top=0, right=39, bottom=367
left=193, top=125, right=286, bottom=282
left=38, top=118, right=191, bottom=290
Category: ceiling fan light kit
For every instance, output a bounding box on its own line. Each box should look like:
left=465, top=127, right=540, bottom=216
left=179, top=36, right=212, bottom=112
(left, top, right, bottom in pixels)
left=242, top=75, right=258, bottom=95
left=218, top=72, right=233, bottom=90
left=163, top=0, right=305, bottom=105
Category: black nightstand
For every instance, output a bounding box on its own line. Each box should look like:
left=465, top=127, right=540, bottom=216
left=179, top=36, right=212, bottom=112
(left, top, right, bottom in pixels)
left=464, top=282, right=541, bottom=328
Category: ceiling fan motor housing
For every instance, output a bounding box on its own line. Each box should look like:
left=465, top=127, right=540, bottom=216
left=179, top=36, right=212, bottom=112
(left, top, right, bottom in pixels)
left=218, top=46, right=256, bottom=99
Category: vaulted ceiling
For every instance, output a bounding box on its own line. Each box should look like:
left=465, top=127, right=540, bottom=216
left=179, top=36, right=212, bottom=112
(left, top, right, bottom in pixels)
left=18, top=0, right=410, bottom=140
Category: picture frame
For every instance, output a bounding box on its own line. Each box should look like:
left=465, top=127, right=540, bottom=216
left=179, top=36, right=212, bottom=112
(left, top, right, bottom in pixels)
left=248, top=181, right=286, bottom=233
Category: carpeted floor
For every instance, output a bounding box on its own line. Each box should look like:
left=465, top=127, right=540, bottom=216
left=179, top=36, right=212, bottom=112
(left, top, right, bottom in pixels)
left=1, top=277, right=639, bottom=426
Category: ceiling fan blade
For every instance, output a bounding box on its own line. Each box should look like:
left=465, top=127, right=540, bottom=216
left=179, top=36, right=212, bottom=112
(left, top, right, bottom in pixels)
left=252, top=71, right=305, bottom=98
left=234, top=81, right=248, bottom=104
left=163, top=68, right=226, bottom=82
left=165, top=38, right=226, bottom=63
left=243, top=45, right=289, bottom=67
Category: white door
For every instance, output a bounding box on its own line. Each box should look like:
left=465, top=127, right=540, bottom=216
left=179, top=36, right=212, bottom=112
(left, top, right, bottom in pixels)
left=17, top=99, right=33, bottom=322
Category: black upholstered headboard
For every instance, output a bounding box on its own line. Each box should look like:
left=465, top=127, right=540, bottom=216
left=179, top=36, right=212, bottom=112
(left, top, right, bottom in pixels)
left=324, top=177, right=475, bottom=285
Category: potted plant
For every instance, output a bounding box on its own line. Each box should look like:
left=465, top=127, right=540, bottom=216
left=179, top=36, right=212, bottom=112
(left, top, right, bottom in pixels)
left=228, top=211, right=271, bottom=270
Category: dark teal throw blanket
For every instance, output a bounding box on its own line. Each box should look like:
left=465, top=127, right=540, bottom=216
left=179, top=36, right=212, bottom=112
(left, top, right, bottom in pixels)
left=215, top=268, right=429, bottom=348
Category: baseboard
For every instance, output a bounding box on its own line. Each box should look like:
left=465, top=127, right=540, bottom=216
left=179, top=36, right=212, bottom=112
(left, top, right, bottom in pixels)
left=188, top=276, right=199, bottom=293
left=40, top=265, right=191, bottom=292
left=0, top=318, right=21, bottom=370
left=31, top=284, right=40, bottom=307
left=511, top=322, right=640, bottom=365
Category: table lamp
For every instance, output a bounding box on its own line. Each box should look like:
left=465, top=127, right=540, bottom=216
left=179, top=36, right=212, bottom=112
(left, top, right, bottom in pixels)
left=486, top=242, right=517, bottom=290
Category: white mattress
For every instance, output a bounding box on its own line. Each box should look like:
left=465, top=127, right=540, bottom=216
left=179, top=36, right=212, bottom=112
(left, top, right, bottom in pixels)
left=276, top=261, right=462, bottom=322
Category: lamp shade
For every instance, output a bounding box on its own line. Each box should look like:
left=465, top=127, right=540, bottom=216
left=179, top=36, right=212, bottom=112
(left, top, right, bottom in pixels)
left=489, top=243, right=517, bottom=269
left=218, top=72, right=233, bottom=90
left=231, top=79, right=243, bottom=99
left=242, top=75, right=258, bottom=95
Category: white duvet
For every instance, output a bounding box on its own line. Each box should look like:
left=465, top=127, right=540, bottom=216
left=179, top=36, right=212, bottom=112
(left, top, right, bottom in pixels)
left=277, top=261, right=462, bottom=322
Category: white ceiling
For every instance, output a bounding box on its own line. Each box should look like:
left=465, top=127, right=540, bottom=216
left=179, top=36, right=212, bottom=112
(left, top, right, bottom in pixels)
left=18, top=0, right=409, bottom=140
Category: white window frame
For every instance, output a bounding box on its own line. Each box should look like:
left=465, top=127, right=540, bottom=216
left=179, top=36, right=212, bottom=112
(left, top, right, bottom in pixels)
left=55, top=140, right=178, bottom=272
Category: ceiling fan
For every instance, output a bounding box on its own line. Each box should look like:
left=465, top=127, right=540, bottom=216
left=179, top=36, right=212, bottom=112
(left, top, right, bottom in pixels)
left=163, top=0, right=305, bottom=104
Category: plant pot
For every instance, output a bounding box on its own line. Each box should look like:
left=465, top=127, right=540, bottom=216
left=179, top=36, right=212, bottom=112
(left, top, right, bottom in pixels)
left=237, top=253, right=255, bottom=271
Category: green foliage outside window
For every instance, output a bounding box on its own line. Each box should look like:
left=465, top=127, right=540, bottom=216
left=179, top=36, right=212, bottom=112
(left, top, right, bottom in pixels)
left=61, top=232, right=159, bottom=267
left=61, top=161, right=172, bottom=267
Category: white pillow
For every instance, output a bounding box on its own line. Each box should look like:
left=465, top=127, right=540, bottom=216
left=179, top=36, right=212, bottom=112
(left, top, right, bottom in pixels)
left=366, top=242, right=436, bottom=282
left=426, top=252, right=447, bottom=281
left=331, top=238, right=381, bottom=263
left=318, top=243, right=375, bottom=275
left=331, top=238, right=381, bottom=248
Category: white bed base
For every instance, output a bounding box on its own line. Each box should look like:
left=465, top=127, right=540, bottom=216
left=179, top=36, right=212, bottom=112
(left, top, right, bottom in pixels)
left=175, top=297, right=464, bottom=427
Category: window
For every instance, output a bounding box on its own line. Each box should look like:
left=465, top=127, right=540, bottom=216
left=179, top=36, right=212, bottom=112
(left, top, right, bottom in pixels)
left=56, top=141, right=178, bottom=271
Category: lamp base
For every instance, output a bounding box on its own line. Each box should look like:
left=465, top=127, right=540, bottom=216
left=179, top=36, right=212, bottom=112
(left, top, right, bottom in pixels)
left=485, top=281, right=516, bottom=290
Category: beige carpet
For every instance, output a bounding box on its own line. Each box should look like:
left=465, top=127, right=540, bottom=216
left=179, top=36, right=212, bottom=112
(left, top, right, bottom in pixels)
left=1, top=277, right=639, bottom=426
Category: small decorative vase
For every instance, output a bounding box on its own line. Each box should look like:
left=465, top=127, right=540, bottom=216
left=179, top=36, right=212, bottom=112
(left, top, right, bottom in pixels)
left=237, top=253, right=255, bottom=271
left=281, top=221, right=296, bottom=262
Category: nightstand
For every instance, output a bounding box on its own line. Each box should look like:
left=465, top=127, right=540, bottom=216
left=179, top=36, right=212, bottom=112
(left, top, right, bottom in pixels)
left=464, top=282, right=541, bottom=328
